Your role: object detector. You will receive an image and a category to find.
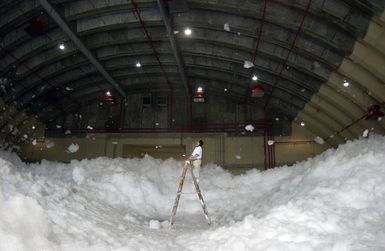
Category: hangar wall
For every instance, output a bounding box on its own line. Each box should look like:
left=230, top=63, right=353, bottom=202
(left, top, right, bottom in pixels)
left=59, top=93, right=284, bottom=134
left=20, top=122, right=328, bottom=171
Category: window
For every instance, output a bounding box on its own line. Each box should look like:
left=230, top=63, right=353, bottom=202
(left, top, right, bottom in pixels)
left=157, top=96, right=168, bottom=107
left=143, top=96, right=152, bottom=107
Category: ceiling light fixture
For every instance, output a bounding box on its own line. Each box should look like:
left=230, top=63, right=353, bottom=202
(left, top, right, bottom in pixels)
left=343, top=79, right=350, bottom=87
left=136, top=62, right=141, bottom=68
left=252, top=74, right=258, bottom=81
left=300, top=121, right=305, bottom=127
left=197, top=86, right=203, bottom=92
left=106, top=90, right=111, bottom=96
left=184, top=27, right=192, bottom=36
left=58, top=43, right=65, bottom=50
left=224, top=88, right=228, bottom=92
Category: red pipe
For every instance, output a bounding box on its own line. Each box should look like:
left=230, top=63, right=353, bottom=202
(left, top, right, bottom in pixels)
left=244, top=0, right=268, bottom=121
left=268, top=126, right=273, bottom=169
left=188, top=95, right=193, bottom=130
left=324, top=113, right=367, bottom=142
left=324, top=101, right=385, bottom=142
left=264, top=0, right=313, bottom=109
left=131, top=0, right=174, bottom=127
left=169, top=88, right=173, bottom=128
left=251, top=0, right=268, bottom=63
left=272, top=138, right=275, bottom=167
left=119, top=99, right=125, bottom=129
left=274, top=140, right=314, bottom=144
left=46, top=122, right=272, bottom=134
left=263, top=129, right=267, bottom=170
left=270, top=128, right=274, bottom=168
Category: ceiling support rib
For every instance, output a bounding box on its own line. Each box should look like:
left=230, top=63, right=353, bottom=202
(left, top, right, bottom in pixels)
left=157, top=0, right=190, bottom=95
left=264, top=0, right=312, bottom=109
left=38, top=0, right=126, bottom=98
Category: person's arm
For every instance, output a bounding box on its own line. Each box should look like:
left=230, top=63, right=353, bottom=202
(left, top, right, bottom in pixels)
left=188, top=153, right=197, bottom=160
left=188, top=147, right=199, bottom=160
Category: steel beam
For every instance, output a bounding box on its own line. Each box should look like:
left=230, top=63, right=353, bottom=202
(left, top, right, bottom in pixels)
left=157, top=0, right=190, bottom=95
left=38, top=0, right=126, bottom=98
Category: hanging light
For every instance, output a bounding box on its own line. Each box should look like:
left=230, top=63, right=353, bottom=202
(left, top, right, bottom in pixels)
left=193, top=86, right=205, bottom=103
left=251, top=85, right=265, bottom=98
left=58, top=43, right=65, bottom=50
left=224, top=88, right=228, bottom=92
left=32, top=125, right=36, bottom=130
left=184, top=27, right=192, bottom=36
left=252, top=74, right=258, bottom=81
left=106, top=90, right=111, bottom=96
left=343, top=79, right=350, bottom=87
left=300, top=121, right=305, bottom=127
left=136, top=62, right=141, bottom=68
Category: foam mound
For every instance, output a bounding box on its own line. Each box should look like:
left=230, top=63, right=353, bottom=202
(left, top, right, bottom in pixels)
left=0, top=135, right=384, bottom=250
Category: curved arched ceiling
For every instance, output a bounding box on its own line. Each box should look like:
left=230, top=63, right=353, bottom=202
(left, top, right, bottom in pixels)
left=0, top=0, right=385, bottom=144
left=296, top=11, right=385, bottom=147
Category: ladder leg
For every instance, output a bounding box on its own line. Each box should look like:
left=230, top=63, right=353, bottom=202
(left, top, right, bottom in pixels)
left=169, top=163, right=188, bottom=227
left=190, top=164, right=211, bottom=226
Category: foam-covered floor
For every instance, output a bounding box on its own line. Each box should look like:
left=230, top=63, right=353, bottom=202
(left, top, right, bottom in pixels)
left=1, top=135, right=385, bottom=250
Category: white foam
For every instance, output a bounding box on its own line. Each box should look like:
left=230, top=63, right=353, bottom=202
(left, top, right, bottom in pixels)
left=0, top=135, right=384, bottom=250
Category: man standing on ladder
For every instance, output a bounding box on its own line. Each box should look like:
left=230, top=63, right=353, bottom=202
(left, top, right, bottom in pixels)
left=188, top=140, right=203, bottom=183
left=169, top=139, right=210, bottom=227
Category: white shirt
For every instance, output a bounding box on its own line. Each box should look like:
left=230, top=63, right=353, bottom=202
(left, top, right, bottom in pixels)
left=191, top=146, right=202, bottom=160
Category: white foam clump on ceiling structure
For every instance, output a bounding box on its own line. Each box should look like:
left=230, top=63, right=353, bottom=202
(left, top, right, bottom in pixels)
left=314, top=136, right=324, bottom=145
left=244, top=124, right=254, bottom=132
left=223, top=23, right=230, bottom=31
left=243, top=60, right=254, bottom=69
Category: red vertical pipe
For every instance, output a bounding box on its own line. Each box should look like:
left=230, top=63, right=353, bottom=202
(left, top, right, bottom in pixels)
left=270, top=139, right=272, bottom=168
left=268, top=127, right=271, bottom=169
left=267, top=129, right=270, bottom=169
left=263, top=122, right=275, bottom=169
left=61, top=111, right=66, bottom=133
left=263, top=125, right=267, bottom=170
left=119, top=99, right=125, bottom=130
left=131, top=0, right=174, bottom=127
left=270, top=127, right=273, bottom=169
left=272, top=131, right=276, bottom=168
left=186, top=95, right=192, bottom=131
left=169, top=89, right=173, bottom=128
left=264, top=0, right=312, bottom=108
left=244, top=0, right=268, bottom=121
